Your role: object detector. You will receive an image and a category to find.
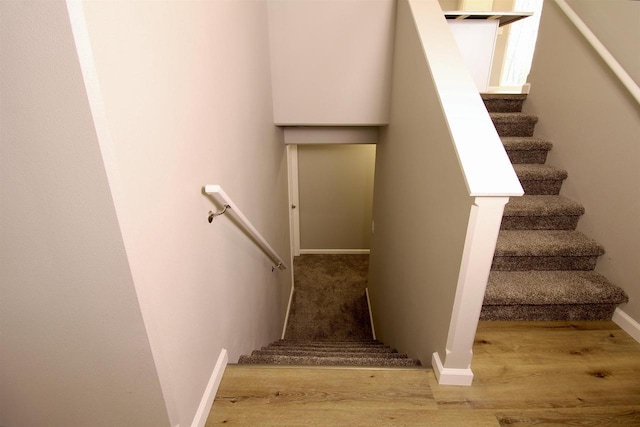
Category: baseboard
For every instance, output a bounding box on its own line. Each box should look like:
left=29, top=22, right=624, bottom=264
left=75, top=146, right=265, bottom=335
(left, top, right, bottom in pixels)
left=612, top=308, right=640, bottom=344
left=365, top=288, right=376, bottom=340
left=299, top=249, right=370, bottom=255
left=191, top=349, right=228, bottom=427
left=431, top=352, right=474, bottom=386
left=282, top=281, right=295, bottom=339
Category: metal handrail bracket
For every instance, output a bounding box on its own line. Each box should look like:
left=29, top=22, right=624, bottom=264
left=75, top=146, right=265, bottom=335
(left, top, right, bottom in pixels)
left=204, top=184, right=288, bottom=271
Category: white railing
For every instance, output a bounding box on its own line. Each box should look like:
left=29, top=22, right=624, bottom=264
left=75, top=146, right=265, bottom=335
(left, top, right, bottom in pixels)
left=204, top=185, right=287, bottom=271
left=555, top=0, right=640, bottom=105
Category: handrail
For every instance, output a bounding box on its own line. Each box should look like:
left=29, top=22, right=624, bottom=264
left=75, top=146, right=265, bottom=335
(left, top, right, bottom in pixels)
left=555, top=0, right=640, bottom=105
left=204, top=185, right=287, bottom=271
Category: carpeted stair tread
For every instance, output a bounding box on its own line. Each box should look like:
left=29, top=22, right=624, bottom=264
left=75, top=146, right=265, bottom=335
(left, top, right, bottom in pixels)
left=252, top=349, right=410, bottom=359
left=513, top=164, right=568, bottom=180
left=490, top=112, right=539, bottom=137
left=270, top=340, right=389, bottom=348
left=484, top=271, right=628, bottom=305
left=502, top=137, right=552, bottom=164
left=482, top=93, right=527, bottom=112
left=504, top=195, right=584, bottom=217
left=495, top=230, right=604, bottom=257
left=513, top=164, right=568, bottom=195
left=502, top=195, right=585, bottom=230
left=238, top=354, right=421, bottom=367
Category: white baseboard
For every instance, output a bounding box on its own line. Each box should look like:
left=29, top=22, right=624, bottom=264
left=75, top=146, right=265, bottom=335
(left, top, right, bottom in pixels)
left=365, top=288, right=376, bottom=340
left=431, top=352, right=474, bottom=386
left=191, top=349, right=228, bottom=427
left=299, top=249, right=370, bottom=255
left=612, top=308, right=640, bottom=344
left=282, top=282, right=295, bottom=339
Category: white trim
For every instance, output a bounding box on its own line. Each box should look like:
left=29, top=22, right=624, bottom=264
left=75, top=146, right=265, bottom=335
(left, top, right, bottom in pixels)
left=486, top=84, right=531, bottom=94
left=612, top=308, right=640, bottom=344
left=281, top=283, right=295, bottom=340
left=554, top=0, right=640, bottom=105
left=431, top=352, right=474, bottom=386
left=365, top=288, right=376, bottom=340
left=190, top=349, right=228, bottom=427
left=299, top=249, right=370, bottom=255
left=287, top=146, right=300, bottom=257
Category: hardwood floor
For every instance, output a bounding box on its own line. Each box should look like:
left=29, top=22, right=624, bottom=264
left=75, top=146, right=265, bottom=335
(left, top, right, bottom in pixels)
left=207, top=321, right=640, bottom=426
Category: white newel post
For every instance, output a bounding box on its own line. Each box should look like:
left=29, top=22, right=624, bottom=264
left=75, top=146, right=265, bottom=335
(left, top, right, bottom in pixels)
left=432, top=196, right=509, bottom=386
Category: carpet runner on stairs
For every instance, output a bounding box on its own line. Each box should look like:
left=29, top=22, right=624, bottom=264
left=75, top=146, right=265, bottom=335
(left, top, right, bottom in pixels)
left=481, top=94, right=628, bottom=320
left=238, top=255, right=421, bottom=367
left=238, top=340, right=421, bottom=367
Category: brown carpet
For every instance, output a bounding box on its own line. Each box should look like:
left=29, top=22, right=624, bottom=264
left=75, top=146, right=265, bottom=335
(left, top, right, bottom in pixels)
left=283, top=254, right=373, bottom=341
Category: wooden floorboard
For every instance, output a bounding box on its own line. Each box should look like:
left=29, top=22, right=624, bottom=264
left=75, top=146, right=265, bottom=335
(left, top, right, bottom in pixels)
left=207, top=321, right=640, bottom=426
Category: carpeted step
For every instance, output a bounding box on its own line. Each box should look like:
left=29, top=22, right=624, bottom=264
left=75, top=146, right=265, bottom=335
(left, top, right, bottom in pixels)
left=238, top=354, right=421, bottom=367
left=482, top=93, right=527, bottom=113
left=513, top=164, right=568, bottom=195
left=490, top=113, right=538, bottom=137
left=263, top=344, right=395, bottom=354
left=269, top=340, right=390, bottom=349
left=492, top=230, right=605, bottom=271
left=502, top=137, right=552, bottom=164
left=481, top=271, right=629, bottom=320
left=251, top=349, right=410, bottom=359
left=501, top=195, right=585, bottom=230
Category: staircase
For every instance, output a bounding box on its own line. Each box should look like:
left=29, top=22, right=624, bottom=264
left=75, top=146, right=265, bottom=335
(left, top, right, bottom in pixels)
left=481, top=94, right=628, bottom=321
left=238, top=255, right=421, bottom=367
left=238, top=339, right=420, bottom=367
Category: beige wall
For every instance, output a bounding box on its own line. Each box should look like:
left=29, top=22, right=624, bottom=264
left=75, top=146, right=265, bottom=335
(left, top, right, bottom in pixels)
left=298, top=145, right=376, bottom=250
left=81, top=2, right=292, bottom=425
left=0, top=2, right=168, bottom=425
left=524, top=0, right=640, bottom=322
left=567, top=0, right=640, bottom=85
left=368, top=0, right=474, bottom=365
left=1, top=1, right=292, bottom=426
left=268, top=0, right=395, bottom=125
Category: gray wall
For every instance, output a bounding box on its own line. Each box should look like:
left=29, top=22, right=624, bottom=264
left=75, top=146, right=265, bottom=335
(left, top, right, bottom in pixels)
left=298, top=145, right=376, bottom=250
left=567, top=0, right=640, bottom=85
left=368, top=0, right=473, bottom=365
left=524, top=0, right=640, bottom=323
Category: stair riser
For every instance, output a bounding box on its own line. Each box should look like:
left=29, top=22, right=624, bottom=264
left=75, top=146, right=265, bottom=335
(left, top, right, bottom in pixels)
left=253, top=351, right=408, bottom=359
left=483, top=99, right=525, bottom=113
left=507, top=150, right=549, bottom=164
left=500, top=216, right=580, bottom=230
left=238, top=355, right=420, bottom=367
left=519, top=180, right=564, bottom=195
left=480, top=304, right=618, bottom=321
left=493, top=121, right=536, bottom=137
left=263, top=347, right=394, bottom=353
left=492, top=256, right=598, bottom=271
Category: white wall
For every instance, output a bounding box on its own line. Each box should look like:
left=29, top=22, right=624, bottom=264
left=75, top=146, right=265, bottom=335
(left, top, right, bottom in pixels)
left=524, top=0, right=640, bottom=323
left=0, top=2, right=169, bottom=425
left=298, top=145, right=376, bottom=250
left=267, top=0, right=396, bottom=125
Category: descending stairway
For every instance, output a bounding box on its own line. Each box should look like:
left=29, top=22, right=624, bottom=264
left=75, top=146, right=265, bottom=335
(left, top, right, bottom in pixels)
left=238, top=255, right=420, bottom=367
left=238, top=339, right=420, bottom=367
left=481, top=94, right=628, bottom=321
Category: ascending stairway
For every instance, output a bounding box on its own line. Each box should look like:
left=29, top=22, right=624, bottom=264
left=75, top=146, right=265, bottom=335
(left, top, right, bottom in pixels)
left=482, top=94, right=628, bottom=320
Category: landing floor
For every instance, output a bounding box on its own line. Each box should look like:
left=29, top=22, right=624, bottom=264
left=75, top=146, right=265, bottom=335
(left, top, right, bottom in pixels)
left=207, top=321, right=640, bottom=426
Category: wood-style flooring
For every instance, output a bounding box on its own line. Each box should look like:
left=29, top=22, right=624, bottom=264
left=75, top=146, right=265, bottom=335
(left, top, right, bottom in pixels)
left=207, top=321, right=640, bottom=426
